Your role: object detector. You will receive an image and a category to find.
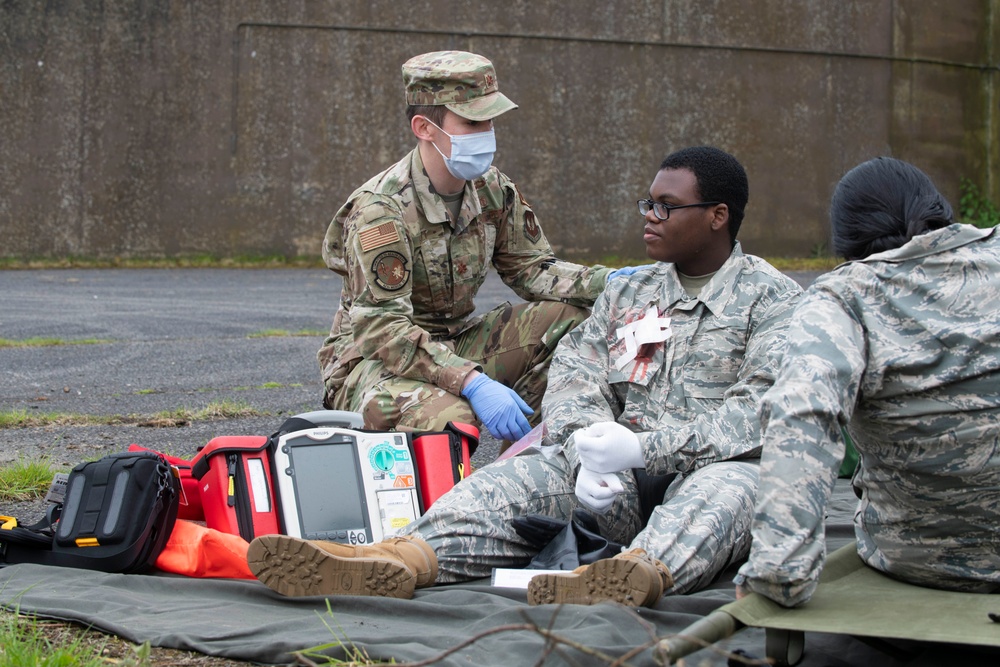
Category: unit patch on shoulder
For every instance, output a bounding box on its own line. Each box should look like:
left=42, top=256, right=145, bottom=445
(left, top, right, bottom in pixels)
left=523, top=209, right=541, bottom=244
left=358, top=221, right=400, bottom=252
left=371, top=251, right=410, bottom=291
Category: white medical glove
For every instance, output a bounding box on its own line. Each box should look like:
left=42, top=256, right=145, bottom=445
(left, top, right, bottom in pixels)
left=574, top=421, right=644, bottom=474
left=575, top=466, right=624, bottom=514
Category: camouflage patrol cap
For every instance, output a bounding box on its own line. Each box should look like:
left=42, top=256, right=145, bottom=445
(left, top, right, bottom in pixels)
left=402, top=51, right=518, bottom=121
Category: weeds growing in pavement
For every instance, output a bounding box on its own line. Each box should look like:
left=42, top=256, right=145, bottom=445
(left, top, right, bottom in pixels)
left=0, top=457, right=60, bottom=501
left=0, top=337, right=113, bottom=348
left=0, top=401, right=266, bottom=430
left=247, top=329, right=326, bottom=338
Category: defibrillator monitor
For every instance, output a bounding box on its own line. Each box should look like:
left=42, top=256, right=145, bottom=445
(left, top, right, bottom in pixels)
left=273, top=427, right=421, bottom=545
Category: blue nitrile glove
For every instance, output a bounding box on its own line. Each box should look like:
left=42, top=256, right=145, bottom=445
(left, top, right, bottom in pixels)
left=606, top=265, right=654, bottom=283
left=461, top=373, right=533, bottom=442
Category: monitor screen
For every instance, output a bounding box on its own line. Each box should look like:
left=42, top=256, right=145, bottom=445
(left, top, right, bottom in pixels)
left=286, top=438, right=367, bottom=537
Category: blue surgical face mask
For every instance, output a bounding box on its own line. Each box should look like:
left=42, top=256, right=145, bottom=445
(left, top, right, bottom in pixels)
left=425, top=118, right=496, bottom=181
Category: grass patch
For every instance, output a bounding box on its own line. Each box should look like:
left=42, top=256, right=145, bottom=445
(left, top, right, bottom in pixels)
left=0, top=607, right=346, bottom=666
left=247, top=329, right=326, bottom=338
left=0, top=610, right=242, bottom=666
left=0, top=611, right=144, bottom=667
left=233, top=382, right=291, bottom=391
left=0, top=457, right=61, bottom=501
left=0, top=409, right=125, bottom=429
left=139, top=401, right=264, bottom=427
left=0, top=337, right=112, bottom=349
left=185, top=401, right=263, bottom=419
left=295, top=601, right=383, bottom=666
left=959, top=178, right=1000, bottom=229
left=135, top=389, right=159, bottom=395
left=0, top=254, right=326, bottom=270
left=0, top=401, right=266, bottom=430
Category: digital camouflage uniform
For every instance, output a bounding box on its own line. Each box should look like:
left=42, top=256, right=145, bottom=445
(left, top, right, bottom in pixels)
left=318, top=53, right=610, bottom=433
left=737, top=224, right=1000, bottom=607
left=399, top=246, right=802, bottom=593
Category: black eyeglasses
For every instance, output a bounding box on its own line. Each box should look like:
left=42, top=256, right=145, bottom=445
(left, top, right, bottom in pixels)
left=637, top=199, right=721, bottom=220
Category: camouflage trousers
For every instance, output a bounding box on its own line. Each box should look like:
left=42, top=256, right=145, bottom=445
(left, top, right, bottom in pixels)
left=328, top=301, right=588, bottom=434
left=399, top=450, right=759, bottom=595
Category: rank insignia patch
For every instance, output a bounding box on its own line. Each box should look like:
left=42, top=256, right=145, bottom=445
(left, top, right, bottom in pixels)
left=523, top=209, right=541, bottom=244
left=359, top=222, right=400, bottom=252
left=371, top=251, right=410, bottom=291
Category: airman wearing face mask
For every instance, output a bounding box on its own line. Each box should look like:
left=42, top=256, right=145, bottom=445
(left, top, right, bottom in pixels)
left=421, top=116, right=497, bottom=181
left=317, top=51, right=623, bottom=447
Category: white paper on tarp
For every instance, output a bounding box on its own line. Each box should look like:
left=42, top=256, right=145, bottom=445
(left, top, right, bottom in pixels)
left=491, top=568, right=567, bottom=589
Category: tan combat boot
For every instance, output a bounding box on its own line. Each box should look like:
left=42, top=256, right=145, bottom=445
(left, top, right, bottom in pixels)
left=363, top=535, right=438, bottom=588
left=526, top=549, right=673, bottom=608
left=247, top=534, right=437, bottom=599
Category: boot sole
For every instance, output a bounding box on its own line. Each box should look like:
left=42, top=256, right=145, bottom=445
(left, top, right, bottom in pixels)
left=527, top=558, right=660, bottom=607
left=248, top=535, right=415, bottom=599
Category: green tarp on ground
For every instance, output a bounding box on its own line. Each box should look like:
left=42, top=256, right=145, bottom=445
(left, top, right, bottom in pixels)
left=2, top=480, right=997, bottom=666
left=725, top=543, right=1000, bottom=648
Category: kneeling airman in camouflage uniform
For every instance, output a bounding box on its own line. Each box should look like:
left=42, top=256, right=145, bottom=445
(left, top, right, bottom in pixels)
left=736, top=157, right=1000, bottom=607
left=318, top=51, right=636, bottom=444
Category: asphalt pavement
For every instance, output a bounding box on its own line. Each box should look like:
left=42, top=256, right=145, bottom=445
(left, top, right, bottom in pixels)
left=0, top=267, right=820, bottom=474
left=0, top=268, right=527, bottom=471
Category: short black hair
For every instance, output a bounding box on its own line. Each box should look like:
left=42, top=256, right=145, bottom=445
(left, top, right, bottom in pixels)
left=830, top=157, right=953, bottom=260
left=659, top=146, right=749, bottom=245
left=406, top=104, right=447, bottom=126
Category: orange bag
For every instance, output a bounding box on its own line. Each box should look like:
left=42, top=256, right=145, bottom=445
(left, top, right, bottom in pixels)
left=154, top=519, right=255, bottom=579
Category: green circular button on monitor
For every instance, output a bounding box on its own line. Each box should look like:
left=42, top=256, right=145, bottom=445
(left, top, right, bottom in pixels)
left=370, top=445, right=395, bottom=472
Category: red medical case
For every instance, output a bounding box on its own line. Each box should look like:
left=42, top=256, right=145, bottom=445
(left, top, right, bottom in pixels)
left=411, top=422, right=478, bottom=511
left=187, top=414, right=479, bottom=541
left=190, top=435, right=280, bottom=541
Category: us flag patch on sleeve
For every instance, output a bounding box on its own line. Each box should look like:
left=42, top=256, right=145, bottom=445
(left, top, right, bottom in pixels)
left=358, top=222, right=400, bottom=252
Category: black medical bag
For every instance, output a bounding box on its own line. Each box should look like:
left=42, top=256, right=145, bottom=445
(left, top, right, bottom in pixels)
left=0, top=451, right=179, bottom=573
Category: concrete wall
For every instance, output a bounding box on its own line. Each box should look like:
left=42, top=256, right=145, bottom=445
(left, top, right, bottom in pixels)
left=1, top=1, right=997, bottom=261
